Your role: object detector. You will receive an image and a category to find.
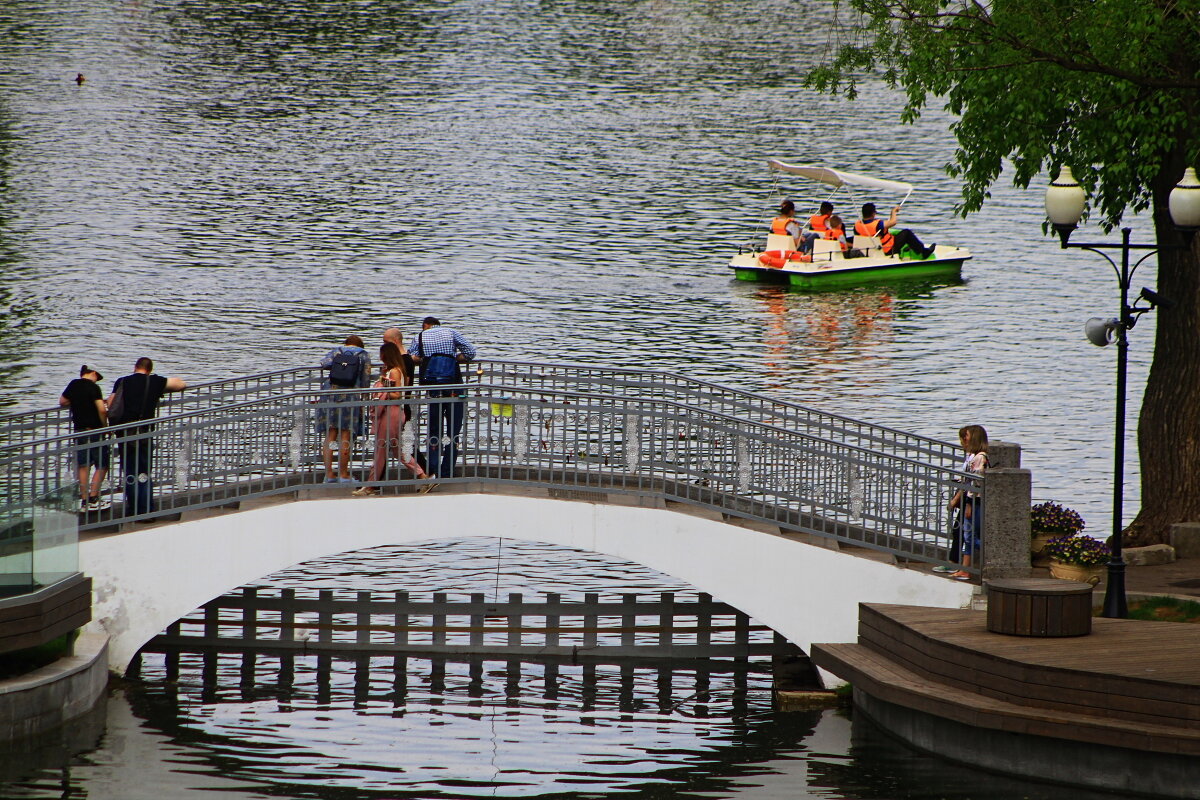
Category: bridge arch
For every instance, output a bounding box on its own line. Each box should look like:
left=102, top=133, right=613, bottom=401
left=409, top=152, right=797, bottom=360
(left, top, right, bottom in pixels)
left=81, top=492, right=973, bottom=678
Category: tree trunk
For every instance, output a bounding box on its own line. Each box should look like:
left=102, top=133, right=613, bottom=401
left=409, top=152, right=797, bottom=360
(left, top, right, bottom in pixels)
left=1127, top=148, right=1200, bottom=547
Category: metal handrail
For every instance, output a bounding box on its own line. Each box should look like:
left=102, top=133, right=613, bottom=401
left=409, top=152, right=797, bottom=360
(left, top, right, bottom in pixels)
left=1, top=383, right=965, bottom=478
left=0, top=378, right=977, bottom=571
left=1, top=360, right=961, bottom=465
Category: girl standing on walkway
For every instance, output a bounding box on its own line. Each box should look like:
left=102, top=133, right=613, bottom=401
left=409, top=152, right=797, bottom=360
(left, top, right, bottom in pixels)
left=948, top=424, right=989, bottom=580
left=354, top=343, right=428, bottom=496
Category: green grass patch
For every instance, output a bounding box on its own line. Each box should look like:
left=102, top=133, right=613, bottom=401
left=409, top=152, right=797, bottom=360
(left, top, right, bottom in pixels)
left=1126, top=596, right=1200, bottom=624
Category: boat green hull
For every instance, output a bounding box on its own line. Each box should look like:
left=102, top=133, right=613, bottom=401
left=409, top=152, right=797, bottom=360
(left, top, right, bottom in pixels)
left=732, top=258, right=965, bottom=290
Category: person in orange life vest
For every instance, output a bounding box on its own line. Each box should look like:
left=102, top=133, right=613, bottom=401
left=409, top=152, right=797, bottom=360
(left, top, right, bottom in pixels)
left=854, top=202, right=936, bottom=259
left=821, top=214, right=850, bottom=251
left=770, top=199, right=803, bottom=250
left=799, top=201, right=834, bottom=254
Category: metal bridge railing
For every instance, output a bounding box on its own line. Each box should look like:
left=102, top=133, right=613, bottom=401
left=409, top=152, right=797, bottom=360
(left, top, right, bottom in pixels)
left=0, top=378, right=978, bottom=572
left=1, top=361, right=962, bottom=467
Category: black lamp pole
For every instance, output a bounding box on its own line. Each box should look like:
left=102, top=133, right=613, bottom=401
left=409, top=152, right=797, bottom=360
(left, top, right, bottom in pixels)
left=1047, top=166, right=1200, bottom=618
left=1053, top=225, right=1163, bottom=618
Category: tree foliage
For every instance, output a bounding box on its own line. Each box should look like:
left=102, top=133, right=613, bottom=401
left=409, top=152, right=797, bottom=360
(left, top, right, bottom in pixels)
left=807, top=0, right=1200, bottom=544
left=806, top=0, right=1200, bottom=228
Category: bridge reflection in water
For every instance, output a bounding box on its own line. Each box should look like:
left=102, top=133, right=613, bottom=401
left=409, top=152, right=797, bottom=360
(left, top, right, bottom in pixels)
left=132, top=648, right=772, bottom=719
left=133, top=586, right=821, bottom=704
left=121, top=645, right=813, bottom=798
left=126, top=589, right=809, bottom=798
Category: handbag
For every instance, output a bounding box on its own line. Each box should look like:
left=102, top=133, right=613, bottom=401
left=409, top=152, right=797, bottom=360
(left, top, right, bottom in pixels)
left=107, top=384, right=127, bottom=425
left=108, top=374, right=152, bottom=426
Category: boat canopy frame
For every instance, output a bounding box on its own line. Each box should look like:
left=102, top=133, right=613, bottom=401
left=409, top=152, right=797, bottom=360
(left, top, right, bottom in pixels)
left=766, top=159, right=915, bottom=207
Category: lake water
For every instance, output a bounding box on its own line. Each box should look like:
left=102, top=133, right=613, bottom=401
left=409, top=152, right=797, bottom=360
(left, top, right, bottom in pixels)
left=2, top=540, right=1122, bottom=800
left=0, top=1, right=1157, bottom=797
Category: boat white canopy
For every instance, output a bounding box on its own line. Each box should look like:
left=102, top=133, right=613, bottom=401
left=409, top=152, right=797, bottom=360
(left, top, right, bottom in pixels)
left=766, top=159, right=913, bottom=202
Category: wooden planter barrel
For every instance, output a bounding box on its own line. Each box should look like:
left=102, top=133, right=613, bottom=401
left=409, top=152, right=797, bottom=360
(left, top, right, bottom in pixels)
left=985, top=578, right=1093, bottom=637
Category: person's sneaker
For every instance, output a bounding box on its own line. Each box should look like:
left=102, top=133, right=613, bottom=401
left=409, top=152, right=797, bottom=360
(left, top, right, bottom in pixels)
left=932, top=565, right=955, bottom=573
left=88, top=496, right=112, bottom=511
left=351, top=487, right=377, bottom=497
left=79, top=499, right=90, bottom=513
left=924, top=244, right=938, bottom=259
left=949, top=571, right=972, bottom=581
left=323, top=476, right=339, bottom=484
left=338, top=477, right=357, bottom=484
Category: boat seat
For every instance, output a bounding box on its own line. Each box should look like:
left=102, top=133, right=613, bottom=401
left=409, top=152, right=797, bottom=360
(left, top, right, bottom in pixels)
left=765, top=233, right=798, bottom=251
left=811, top=238, right=845, bottom=261
left=853, top=235, right=883, bottom=256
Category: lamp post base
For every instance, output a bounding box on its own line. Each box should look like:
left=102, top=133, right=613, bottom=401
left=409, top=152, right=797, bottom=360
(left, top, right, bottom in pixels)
left=1101, top=557, right=1128, bottom=618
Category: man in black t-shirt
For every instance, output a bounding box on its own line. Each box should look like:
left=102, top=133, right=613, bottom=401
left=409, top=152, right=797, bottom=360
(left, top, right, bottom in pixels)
left=107, top=357, right=187, bottom=517
left=59, top=365, right=110, bottom=512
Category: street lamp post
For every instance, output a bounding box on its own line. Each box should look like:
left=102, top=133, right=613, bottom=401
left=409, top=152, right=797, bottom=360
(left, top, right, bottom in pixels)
left=1044, top=166, right=1200, bottom=619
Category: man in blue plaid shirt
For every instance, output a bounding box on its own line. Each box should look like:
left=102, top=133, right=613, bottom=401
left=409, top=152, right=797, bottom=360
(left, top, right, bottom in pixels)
left=408, top=317, right=477, bottom=479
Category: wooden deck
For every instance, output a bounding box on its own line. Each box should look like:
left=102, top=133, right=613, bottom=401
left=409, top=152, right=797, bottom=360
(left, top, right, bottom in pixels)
left=812, top=604, right=1200, bottom=756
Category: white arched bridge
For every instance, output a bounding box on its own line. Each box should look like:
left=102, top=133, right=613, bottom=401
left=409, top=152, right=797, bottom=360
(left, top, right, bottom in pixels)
left=2, top=362, right=1032, bottom=679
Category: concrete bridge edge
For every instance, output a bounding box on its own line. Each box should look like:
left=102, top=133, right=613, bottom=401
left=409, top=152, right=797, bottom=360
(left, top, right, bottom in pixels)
left=79, top=494, right=974, bottom=685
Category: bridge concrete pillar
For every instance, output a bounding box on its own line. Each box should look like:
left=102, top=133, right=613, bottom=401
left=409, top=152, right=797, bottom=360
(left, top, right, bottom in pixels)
left=982, top=462, right=1032, bottom=581
left=988, top=441, right=1021, bottom=469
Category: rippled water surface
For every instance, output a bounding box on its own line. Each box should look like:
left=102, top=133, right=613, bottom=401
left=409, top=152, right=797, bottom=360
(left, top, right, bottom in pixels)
left=0, top=0, right=1154, bottom=527
left=0, top=1, right=1159, bottom=797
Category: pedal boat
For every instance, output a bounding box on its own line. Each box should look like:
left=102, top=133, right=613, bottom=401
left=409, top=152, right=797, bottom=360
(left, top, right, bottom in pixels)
left=729, top=160, right=972, bottom=290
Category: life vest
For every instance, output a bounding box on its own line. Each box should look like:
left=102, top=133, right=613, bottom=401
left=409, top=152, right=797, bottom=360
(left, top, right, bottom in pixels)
left=823, top=227, right=849, bottom=251
left=855, top=218, right=893, bottom=252
left=771, top=216, right=797, bottom=236
left=758, top=250, right=811, bottom=268
left=808, top=213, right=830, bottom=232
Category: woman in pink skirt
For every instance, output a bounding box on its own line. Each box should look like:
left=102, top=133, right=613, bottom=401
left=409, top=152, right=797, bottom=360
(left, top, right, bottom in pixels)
left=354, top=342, right=428, bottom=495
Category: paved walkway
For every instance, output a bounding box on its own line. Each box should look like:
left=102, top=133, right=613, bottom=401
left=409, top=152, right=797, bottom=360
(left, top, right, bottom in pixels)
left=1065, top=557, right=1200, bottom=600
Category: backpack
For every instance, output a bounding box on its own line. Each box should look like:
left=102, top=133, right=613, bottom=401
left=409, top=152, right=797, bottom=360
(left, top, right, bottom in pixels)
left=417, top=331, right=463, bottom=385
left=328, top=348, right=362, bottom=388
left=422, top=354, right=460, bottom=383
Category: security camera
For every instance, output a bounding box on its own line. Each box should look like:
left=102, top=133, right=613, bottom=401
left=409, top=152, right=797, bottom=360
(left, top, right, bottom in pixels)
left=1139, top=287, right=1175, bottom=310
left=1084, top=317, right=1119, bottom=347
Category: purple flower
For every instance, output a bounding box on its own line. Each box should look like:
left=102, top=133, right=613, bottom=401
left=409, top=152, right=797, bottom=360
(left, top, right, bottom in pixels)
left=1044, top=535, right=1110, bottom=567
left=1031, top=501, right=1085, bottom=538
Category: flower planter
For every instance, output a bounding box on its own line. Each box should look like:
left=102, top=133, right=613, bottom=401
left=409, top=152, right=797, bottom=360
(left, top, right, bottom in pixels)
left=1031, top=533, right=1057, bottom=567
left=1048, top=560, right=1103, bottom=586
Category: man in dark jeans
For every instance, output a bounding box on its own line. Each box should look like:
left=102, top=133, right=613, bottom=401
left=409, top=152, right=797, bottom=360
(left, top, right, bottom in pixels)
left=107, top=357, right=187, bottom=517
left=407, top=317, right=476, bottom=479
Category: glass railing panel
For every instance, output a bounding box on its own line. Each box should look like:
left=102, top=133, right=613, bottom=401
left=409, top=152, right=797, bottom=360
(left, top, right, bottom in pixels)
left=0, top=502, right=35, bottom=598
left=32, top=499, right=79, bottom=588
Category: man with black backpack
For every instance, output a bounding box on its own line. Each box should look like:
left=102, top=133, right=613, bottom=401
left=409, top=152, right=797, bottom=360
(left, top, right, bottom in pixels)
left=318, top=335, right=371, bottom=483
left=408, top=317, right=476, bottom=480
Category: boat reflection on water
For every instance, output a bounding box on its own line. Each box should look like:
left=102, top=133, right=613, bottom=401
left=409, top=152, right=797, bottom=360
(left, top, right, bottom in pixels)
left=749, top=277, right=964, bottom=394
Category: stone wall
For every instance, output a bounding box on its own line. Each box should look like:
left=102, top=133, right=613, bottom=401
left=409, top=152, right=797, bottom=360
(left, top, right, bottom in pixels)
left=0, top=633, right=108, bottom=743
